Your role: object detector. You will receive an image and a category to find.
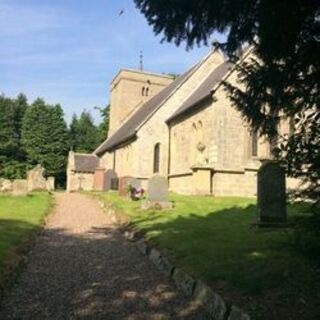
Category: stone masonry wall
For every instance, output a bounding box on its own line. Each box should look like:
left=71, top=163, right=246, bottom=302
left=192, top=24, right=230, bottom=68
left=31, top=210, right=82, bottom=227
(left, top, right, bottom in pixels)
left=133, top=49, right=225, bottom=179
left=109, top=70, right=173, bottom=135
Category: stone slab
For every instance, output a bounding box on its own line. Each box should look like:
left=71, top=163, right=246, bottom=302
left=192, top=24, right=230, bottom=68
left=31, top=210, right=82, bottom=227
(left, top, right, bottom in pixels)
left=27, top=164, right=47, bottom=191
left=141, top=200, right=173, bottom=210
left=148, top=175, right=169, bottom=202
left=172, top=268, right=196, bottom=297
left=194, top=280, right=227, bottom=320
left=118, top=176, right=141, bottom=197
left=46, top=176, right=55, bottom=191
left=258, top=161, right=286, bottom=223
left=148, top=248, right=161, bottom=264
left=12, top=179, right=28, bottom=196
left=156, top=255, right=175, bottom=277
left=0, top=178, right=12, bottom=192
left=136, top=239, right=149, bottom=255
left=227, top=306, right=251, bottom=320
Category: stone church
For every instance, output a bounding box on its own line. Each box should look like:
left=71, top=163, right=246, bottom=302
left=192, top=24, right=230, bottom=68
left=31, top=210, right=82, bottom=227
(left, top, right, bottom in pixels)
left=67, top=47, right=297, bottom=196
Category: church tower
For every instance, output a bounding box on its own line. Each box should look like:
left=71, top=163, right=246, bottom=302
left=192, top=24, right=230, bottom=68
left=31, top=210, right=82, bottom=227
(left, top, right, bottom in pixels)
left=108, top=69, right=173, bottom=135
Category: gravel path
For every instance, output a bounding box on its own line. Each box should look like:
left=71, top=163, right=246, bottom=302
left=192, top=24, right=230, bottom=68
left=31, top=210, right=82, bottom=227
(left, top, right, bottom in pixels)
left=0, top=193, right=204, bottom=319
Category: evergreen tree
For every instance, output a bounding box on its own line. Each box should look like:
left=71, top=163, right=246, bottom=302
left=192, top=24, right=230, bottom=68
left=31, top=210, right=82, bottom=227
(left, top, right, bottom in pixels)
left=69, top=114, right=79, bottom=150
left=69, top=111, right=101, bottom=153
left=96, top=104, right=110, bottom=143
left=0, top=94, right=28, bottom=179
left=21, top=98, right=69, bottom=186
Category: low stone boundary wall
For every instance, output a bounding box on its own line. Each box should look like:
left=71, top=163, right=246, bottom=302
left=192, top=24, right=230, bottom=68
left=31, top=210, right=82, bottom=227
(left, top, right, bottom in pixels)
left=99, top=200, right=251, bottom=320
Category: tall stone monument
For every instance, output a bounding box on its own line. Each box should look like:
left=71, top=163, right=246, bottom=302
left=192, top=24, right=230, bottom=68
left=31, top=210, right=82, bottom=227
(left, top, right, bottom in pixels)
left=27, top=165, right=47, bottom=191
left=257, top=161, right=287, bottom=224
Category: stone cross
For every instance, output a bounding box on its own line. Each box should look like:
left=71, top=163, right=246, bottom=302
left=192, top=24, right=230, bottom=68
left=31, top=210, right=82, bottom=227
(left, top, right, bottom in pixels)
left=257, top=161, right=287, bottom=223
left=78, top=174, right=85, bottom=191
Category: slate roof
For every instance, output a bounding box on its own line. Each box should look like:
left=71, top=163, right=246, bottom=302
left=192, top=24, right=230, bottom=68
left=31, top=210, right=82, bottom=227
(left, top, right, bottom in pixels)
left=166, top=61, right=231, bottom=123
left=94, top=63, right=198, bottom=155
left=73, top=153, right=99, bottom=172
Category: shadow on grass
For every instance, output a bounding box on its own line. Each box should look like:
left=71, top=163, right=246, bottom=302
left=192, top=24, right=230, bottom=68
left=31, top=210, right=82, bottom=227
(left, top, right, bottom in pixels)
left=129, top=203, right=320, bottom=320
left=0, top=219, right=204, bottom=319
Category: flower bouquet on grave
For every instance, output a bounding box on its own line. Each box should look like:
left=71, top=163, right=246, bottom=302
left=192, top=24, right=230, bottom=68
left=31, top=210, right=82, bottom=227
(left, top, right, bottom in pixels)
left=126, top=184, right=145, bottom=201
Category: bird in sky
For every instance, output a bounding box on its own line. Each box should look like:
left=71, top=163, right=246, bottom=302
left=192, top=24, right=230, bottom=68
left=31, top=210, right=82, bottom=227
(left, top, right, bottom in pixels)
left=119, top=9, right=124, bottom=16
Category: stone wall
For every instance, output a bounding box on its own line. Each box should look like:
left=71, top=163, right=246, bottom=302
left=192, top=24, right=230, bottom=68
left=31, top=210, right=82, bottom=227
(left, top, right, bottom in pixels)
left=167, top=52, right=296, bottom=197
left=133, top=49, right=225, bottom=179
left=67, top=171, right=94, bottom=192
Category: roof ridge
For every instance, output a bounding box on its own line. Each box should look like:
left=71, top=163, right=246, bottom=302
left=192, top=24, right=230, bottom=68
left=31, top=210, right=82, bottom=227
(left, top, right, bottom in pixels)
left=73, top=152, right=98, bottom=157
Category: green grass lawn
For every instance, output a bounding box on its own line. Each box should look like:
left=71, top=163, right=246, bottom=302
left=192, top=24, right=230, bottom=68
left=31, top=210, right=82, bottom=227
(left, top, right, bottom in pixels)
left=0, top=192, right=52, bottom=276
left=94, top=191, right=320, bottom=320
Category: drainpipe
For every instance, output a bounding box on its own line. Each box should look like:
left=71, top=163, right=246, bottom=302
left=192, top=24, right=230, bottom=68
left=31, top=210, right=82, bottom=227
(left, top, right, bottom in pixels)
left=167, top=123, right=172, bottom=187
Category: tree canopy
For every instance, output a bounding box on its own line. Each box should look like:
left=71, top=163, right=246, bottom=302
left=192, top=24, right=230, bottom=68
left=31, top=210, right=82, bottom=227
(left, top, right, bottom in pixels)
left=69, top=110, right=105, bottom=153
left=21, top=98, right=69, bottom=186
left=134, top=0, right=320, bottom=200
left=0, top=94, right=28, bottom=179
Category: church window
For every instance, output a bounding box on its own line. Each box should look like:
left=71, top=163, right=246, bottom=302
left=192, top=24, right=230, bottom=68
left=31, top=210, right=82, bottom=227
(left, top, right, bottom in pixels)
left=251, top=130, right=258, bottom=157
left=153, top=143, right=160, bottom=173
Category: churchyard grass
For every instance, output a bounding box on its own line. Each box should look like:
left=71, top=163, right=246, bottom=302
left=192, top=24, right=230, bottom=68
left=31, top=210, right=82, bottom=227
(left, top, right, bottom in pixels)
left=0, top=193, right=52, bottom=279
left=94, top=191, right=320, bottom=319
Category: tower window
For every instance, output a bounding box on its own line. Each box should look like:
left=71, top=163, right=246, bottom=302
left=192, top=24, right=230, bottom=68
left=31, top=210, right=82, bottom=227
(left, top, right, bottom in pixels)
left=142, top=87, right=145, bottom=96
left=153, top=143, right=160, bottom=173
left=145, top=87, right=149, bottom=96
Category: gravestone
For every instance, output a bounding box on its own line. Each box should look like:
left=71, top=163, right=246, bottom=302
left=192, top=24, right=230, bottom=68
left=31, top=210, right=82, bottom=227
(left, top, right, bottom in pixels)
left=12, top=179, right=28, bottom=196
left=141, top=175, right=172, bottom=210
left=46, top=177, right=55, bottom=191
left=27, top=165, right=47, bottom=191
left=257, top=161, right=287, bottom=224
left=118, top=176, right=141, bottom=197
left=105, top=169, right=118, bottom=191
left=0, top=178, right=13, bottom=192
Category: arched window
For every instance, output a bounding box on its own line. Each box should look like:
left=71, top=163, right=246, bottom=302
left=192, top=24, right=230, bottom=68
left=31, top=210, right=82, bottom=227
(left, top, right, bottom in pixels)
left=142, top=87, right=145, bottom=96
left=153, top=143, right=160, bottom=173
left=145, top=87, right=149, bottom=96
left=251, top=130, right=258, bottom=157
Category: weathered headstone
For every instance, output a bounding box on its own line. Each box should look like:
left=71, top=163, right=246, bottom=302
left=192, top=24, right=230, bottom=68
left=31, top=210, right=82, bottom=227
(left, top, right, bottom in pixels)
left=0, top=178, right=13, bottom=192
left=148, top=175, right=169, bottom=202
left=141, top=175, right=172, bottom=209
left=46, top=177, right=55, bottom=191
left=27, top=165, right=47, bottom=191
left=257, top=161, right=286, bottom=224
left=12, top=179, right=28, bottom=196
left=118, top=176, right=133, bottom=196
left=105, top=169, right=118, bottom=191
left=118, top=176, right=141, bottom=197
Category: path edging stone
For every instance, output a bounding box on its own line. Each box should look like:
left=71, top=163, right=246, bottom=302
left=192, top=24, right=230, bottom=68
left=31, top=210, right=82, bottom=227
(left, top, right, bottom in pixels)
left=100, top=197, right=251, bottom=320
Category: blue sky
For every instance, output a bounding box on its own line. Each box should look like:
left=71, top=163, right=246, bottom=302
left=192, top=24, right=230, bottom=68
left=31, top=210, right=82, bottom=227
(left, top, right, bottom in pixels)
left=0, top=0, right=219, bottom=124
